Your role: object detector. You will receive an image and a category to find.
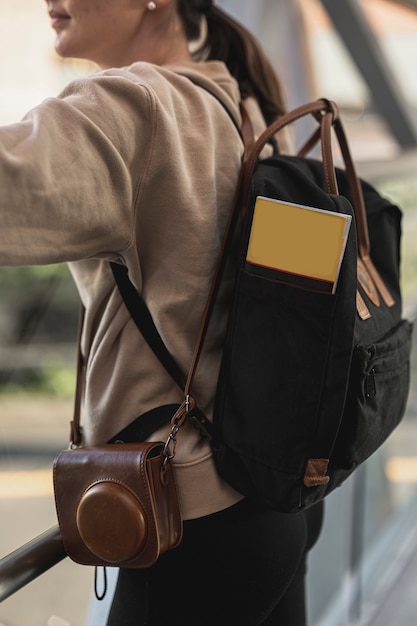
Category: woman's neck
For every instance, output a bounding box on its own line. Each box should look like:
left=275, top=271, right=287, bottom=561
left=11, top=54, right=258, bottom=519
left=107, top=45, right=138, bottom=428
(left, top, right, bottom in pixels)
left=98, top=9, right=193, bottom=69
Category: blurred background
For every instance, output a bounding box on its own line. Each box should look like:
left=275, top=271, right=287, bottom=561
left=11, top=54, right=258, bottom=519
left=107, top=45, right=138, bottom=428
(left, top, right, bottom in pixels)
left=0, top=0, right=416, bottom=624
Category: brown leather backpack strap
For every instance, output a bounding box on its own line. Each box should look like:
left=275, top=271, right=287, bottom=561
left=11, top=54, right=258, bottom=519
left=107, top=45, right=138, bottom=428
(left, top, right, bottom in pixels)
left=183, top=100, right=255, bottom=398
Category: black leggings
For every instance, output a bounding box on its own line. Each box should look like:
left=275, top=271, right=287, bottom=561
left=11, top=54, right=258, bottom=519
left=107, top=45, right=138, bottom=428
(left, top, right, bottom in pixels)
left=106, top=498, right=324, bottom=626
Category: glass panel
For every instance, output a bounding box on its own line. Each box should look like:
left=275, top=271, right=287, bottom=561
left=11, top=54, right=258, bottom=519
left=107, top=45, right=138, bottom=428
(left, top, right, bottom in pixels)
left=298, top=1, right=417, bottom=623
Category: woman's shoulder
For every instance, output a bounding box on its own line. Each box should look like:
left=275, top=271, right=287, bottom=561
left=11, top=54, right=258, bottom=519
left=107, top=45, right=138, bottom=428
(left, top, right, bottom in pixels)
left=53, top=61, right=241, bottom=127
left=126, top=61, right=240, bottom=109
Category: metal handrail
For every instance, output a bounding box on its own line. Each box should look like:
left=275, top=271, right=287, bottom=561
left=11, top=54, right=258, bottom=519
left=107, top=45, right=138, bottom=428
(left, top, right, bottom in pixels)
left=0, top=525, right=66, bottom=602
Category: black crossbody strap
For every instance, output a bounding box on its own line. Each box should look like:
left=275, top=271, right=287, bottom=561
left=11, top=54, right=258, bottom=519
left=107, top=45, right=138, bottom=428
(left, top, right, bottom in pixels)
left=110, top=262, right=185, bottom=391
left=109, top=262, right=216, bottom=441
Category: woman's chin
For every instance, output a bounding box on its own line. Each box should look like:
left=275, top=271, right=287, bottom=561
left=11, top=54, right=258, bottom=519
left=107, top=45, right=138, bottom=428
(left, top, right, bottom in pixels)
left=54, top=35, right=82, bottom=61
left=54, top=38, right=71, bottom=59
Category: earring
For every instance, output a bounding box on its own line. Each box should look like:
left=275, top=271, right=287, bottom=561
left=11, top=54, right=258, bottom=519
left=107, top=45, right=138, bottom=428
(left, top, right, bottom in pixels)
left=147, top=1, right=157, bottom=9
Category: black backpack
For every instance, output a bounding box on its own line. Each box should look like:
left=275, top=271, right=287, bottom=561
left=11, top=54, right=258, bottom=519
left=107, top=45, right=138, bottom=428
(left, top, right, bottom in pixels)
left=111, top=99, right=413, bottom=513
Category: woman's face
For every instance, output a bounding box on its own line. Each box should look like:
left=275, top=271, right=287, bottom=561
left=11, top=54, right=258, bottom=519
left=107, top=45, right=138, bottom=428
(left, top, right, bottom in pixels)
left=45, top=0, right=147, bottom=68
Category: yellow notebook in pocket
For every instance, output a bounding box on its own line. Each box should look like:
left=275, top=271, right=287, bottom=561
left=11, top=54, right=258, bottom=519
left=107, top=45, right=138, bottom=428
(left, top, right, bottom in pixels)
left=246, top=196, right=352, bottom=293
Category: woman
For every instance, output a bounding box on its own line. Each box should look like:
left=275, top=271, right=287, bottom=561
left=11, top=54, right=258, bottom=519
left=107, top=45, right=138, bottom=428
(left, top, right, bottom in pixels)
left=0, top=1, right=323, bottom=624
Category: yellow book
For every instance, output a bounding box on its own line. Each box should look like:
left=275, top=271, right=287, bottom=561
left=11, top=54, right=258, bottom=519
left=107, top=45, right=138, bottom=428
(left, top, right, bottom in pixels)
left=246, top=196, right=352, bottom=293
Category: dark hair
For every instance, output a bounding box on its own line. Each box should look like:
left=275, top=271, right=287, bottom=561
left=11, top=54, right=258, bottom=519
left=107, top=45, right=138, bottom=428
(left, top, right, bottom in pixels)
left=177, top=1, right=286, bottom=123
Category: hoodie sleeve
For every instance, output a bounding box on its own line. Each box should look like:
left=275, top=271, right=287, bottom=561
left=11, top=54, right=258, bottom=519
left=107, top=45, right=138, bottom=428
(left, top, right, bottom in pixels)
left=0, top=71, right=155, bottom=266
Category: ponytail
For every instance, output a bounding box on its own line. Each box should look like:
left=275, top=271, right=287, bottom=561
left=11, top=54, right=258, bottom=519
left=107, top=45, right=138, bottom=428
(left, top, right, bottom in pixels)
left=178, top=2, right=286, bottom=123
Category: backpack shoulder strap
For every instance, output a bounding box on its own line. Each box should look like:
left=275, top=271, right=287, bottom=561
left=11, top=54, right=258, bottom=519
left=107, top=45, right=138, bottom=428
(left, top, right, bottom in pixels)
left=109, top=262, right=185, bottom=391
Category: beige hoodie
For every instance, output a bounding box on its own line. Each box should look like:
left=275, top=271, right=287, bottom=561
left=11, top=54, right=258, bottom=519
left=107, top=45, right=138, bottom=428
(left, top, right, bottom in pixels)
left=0, top=61, right=269, bottom=519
